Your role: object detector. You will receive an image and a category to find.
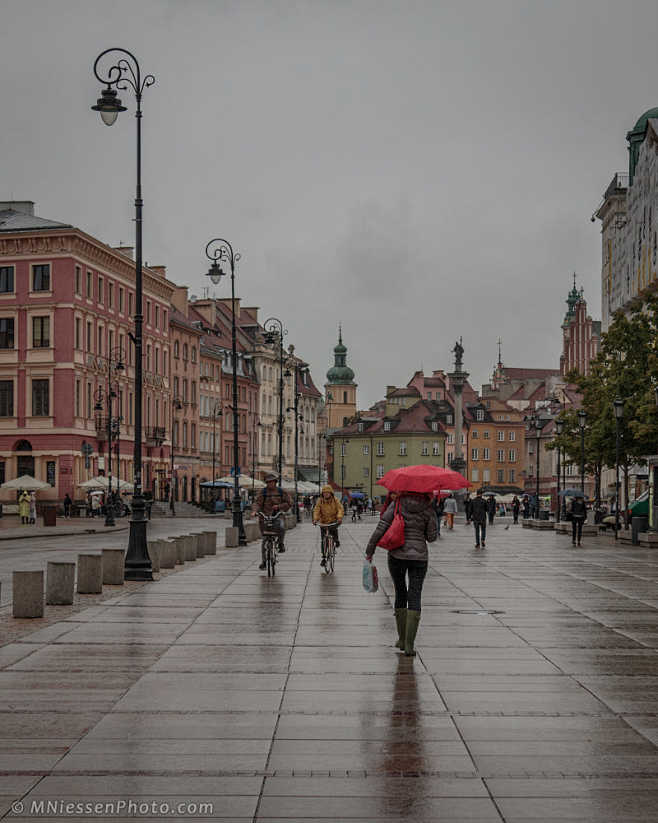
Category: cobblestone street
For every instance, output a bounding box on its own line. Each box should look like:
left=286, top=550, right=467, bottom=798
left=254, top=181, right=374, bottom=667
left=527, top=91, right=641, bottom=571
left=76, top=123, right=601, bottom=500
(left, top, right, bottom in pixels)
left=2, top=517, right=658, bottom=821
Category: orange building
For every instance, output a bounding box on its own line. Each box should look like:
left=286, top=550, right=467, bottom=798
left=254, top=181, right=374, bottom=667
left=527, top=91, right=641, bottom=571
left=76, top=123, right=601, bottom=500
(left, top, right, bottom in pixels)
left=464, top=397, right=525, bottom=492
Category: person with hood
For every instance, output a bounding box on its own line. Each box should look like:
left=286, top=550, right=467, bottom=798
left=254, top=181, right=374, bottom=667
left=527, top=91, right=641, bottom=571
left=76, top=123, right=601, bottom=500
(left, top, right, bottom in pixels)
left=254, top=473, right=292, bottom=569
left=522, top=495, right=530, bottom=519
left=63, top=493, right=73, bottom=518
left=471, top=488, right=488, bottom=549
left=486, top=494, right=496, bottom=525
left=570, top=494, right=587, bottom=546
left=313, top=485, right=344, bottom=567
left=464, top=493, right=473, bottom=524
left=365, top=492, right=437, bottom=657
left=18, top=490, right=30, bottom=525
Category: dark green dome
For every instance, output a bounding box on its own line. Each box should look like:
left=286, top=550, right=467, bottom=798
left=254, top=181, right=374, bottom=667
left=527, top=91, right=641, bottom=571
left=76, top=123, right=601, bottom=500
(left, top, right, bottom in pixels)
left=632, top=107, right=658, bottom=135
left=327, top=364, right=355, bottom=384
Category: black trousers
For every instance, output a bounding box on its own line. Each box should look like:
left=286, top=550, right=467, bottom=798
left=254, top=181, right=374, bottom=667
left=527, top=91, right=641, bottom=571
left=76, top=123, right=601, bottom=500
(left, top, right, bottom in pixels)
left=474, top=521, right=486, bottom=545
left=513, top=509, right=519, bottom=523
left=387, top=554, right=428, bottom=612
left=572, top=517, right=584, bottom=543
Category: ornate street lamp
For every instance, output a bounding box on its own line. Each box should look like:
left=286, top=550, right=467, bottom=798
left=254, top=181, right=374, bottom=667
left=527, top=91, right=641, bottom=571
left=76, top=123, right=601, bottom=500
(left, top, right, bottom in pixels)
left=205, top=239, right=246, bottom=545
left=263, top=318, right=287, bottom=484
left=91, top=48, right=155, bottom=580
left=613, top=397, right=624, bottom=540
left=555, top=417, right=564, bottom=523
left=169, top=397, right=183, bottom=516
left=578, top=409, right=587, bottom=495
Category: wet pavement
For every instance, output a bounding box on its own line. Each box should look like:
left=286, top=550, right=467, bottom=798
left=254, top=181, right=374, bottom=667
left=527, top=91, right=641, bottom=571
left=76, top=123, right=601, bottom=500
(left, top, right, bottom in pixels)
left=1, top=516, right=658, bottom=821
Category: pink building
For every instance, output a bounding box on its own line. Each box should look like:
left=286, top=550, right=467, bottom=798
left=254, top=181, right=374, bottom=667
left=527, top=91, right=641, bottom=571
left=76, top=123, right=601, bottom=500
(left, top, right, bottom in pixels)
left=0, top=201, right=173, bottom=504
left=560, top=282, right=601, bottom=378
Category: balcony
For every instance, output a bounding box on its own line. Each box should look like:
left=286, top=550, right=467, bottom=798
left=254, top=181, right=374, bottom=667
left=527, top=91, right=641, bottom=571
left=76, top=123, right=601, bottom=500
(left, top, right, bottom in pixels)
left=146, top=426, right=166, bottom=446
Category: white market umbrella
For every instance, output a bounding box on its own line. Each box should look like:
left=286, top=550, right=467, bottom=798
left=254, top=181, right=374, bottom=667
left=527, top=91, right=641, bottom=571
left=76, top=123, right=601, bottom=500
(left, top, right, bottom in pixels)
left=1, top=475, right=50, bottom=491
left=78, top=476, right=133, bottom=491
left=216, top=474, right=265, bottom=489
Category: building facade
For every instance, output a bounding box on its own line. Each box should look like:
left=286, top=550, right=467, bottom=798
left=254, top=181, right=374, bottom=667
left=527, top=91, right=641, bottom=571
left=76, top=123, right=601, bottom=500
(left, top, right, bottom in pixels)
left=560, top=282, right=600, bottom=378
left=325, top=328, right=357, bottom=429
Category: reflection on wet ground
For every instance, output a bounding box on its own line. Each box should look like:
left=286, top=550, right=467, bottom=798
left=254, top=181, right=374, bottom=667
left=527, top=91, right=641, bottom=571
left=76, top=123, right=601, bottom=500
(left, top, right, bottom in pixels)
left=1, top=517, right=658, bottom=821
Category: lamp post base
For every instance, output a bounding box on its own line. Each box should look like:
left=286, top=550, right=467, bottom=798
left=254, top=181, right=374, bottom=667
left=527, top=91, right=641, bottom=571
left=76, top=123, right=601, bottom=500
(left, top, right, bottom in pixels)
left=124, top=493, right=153, bottom=580
left=232, top=497, right=247, bottom=546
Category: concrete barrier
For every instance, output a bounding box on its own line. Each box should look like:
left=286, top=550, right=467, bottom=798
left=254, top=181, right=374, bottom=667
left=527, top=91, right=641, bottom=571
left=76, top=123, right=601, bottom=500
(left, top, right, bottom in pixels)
left=183, top=535, right=197, bottom=562
left=102, top=548, right=125, bottom=585
left=225, top=526, right=239, bottom=547
left=159, top=540, right=177, bottom=569
left=174, top=536, right=186, bottom=565
left=202, top=531, right=217, bottom=555
left=191, top=533, right=205, bottom=557
left=245, top=523, right=260, bottom=542
left=13, top=570, right=44, bottom=618
left=147, top=541, right=161, bottom=573
left=77, top=554, right=102, bottom=593
left=46, top=561, right=75, bottom=605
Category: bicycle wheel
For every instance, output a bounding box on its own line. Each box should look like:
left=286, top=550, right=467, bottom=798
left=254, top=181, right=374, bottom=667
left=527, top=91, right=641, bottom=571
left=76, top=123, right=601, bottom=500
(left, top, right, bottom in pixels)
left=326, top=537, right=335, bottom=574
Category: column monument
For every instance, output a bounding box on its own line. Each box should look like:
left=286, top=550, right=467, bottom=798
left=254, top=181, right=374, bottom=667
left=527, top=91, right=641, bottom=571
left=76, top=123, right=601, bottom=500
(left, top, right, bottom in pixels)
left=448, top=338, right=468, bottom=478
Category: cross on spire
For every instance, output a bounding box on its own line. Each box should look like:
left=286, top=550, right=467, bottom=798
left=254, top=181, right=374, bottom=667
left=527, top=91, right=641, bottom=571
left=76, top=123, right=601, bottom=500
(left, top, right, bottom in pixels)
left=497, top=337, right=503, bottom=367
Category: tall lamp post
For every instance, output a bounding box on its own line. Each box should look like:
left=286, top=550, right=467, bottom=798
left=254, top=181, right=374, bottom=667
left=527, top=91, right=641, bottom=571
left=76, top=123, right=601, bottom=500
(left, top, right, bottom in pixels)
left=288, top=361, right=308, bottom=522
left=613, top=398, right=624, bottom=540
left=317, top=432, right=326, bottom=496
left=91, top=48, right=155, bottom=580
left=340, top=439, right=350, bottom=496
left=251, top=417, right=261, bottom=499
left=211, top=401, right=223, bottom=512
left=263, top=318, right=286, bottom=483
left=555, top=417, right=564, bottom=522
left=578, top=409, right=587, bottom=496
left=205, top=238, right=246, bottom=545
left=527, top=414, right=544, bottom=519
left=169, top=397, right=183, bottom=516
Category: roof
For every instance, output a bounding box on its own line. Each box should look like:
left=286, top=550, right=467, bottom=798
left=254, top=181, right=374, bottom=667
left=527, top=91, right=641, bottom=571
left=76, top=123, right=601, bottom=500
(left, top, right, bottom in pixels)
left=0, top=208, right=72, bottom=233
left=500, top=367, right=561, bottom=380
left=297, top=368, right=322, bottom=399
left=330, top=399, right=447, bottom=437
left=389, top=386, right=421, bottom=398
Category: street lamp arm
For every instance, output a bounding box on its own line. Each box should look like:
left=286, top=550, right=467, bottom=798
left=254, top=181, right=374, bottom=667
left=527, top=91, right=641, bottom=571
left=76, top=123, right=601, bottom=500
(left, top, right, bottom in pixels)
left=93, top=48, right=155, bottom=98
left=205, top=238, right=241, bottom=269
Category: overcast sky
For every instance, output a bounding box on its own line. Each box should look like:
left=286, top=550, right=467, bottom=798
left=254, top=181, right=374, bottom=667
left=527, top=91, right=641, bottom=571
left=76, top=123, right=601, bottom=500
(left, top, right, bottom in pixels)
left=2, top=0, right=657, bottom=407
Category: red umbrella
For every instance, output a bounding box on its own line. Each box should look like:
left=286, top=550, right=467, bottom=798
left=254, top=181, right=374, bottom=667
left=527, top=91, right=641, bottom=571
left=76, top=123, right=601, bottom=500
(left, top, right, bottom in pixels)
left=379, top=465, right=470, bottom=494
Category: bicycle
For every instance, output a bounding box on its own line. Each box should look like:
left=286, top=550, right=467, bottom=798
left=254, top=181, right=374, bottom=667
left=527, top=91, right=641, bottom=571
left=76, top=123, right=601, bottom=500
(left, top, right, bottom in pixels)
left=257, top=511, right=283, bottom=577
left=316, top=521, right=339, bottom=574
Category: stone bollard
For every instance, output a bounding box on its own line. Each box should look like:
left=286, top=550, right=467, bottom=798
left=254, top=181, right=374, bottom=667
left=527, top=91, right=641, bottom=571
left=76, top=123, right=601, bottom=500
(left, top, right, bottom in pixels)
left=46, top=561, right=75, bottom=605
left=102, top=548, right=125, bottom=585
left=183, top=535, right=197, bottom=562
left=191, top=533, right=205, bottom=558
left=225, top=526, right=239, bottom=547
left=174, top=536, right=186, bottom=565
left=13, top=570, right=44, bottom=618
left=147, top=541, right=161, bottom=574
left=245, top=523, right=259, bottom=542
left=203, top=531, right=217, bottom=555
left=77, top=554, right=102, bottom=593
left=159, top=540, right=176, bottom=569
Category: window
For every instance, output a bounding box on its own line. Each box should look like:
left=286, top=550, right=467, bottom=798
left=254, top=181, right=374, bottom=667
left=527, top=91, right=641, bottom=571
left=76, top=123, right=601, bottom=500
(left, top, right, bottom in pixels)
left=32, top=264, right=50, bottom=291
left=174, top=340, right=179, bottom=358
left=471, top=469, right=479, bottom=482
left=32, top=379, right=49, bottom=416
left=446, top=414, right=453, bottom=425
left=191, top=381, right=197, bottom=403
left=483, top=430, right=490, bottom=439
left=0, top=381, right=13, bottom=416
left=357, top=422, right=364, bottom=433
left=0, top=318, right=14, bottom=349
left=46, top=461, right=56, bottom=487
left=363, top=467, right=369, bottom=478
left=483, top=447, right=490, bottom=460
left=431, top=421, right=438, bottom=432
left=32, top=316, right=50, bottom=348
left=377, top=441, right=384, bottom=456
left=384, top=421, right=391, bottom=432
left=146, top=344, right=151, bottom=372
left=497, top=469, right=504, bottom=482
left=163, top=309, right=167, bottom=330
left=0, top=266, right=14, bottom=293
left=86, top=271, right=92, bottom=297
left=399, top=441, right=407, bottom=456
left=508, top=449, right=516, bottom=462
left=446, top=433, right=454, bottom=444
left=508, top=430, right=516, bottom=441
left=75, top=318, right=82, bottom=350
left=432, top=441, right=440, bottom=456
left=97, top=276, right=103, bottom=304
left=128, top=293, right=133, bottom=316
left=509, top=469, right=516, bottom=483
left=376, top=464, right=385, bottom=479
left=97, top=326, right=103, bottom=355
left=421, top=441, right=429, bottom=456
left=86, top=321, right=92, bottom=351
left=182, top=379, right=188, bottom=402
left=447, top=452, right=453, bottom=464
left=146, top=301, right=151, bottom=324
left=471, top=430, right=478, bottom=439
left=119, top=287, right=124, bottom=313
left=75, top=380, right=81, bottom=417
left=191, top=346, right=197, bottom=363
left=340, top=442, right=346, bottom=456
left=362, top=444, right=369, bottom=455
left=497, top=430, right=505, bottom=441
left=183, top=343, right=188, bottom=361
left=497, top=449, right=505, bottom=462
left=108, top=282, right=114, bottom=309
left=483, top=469, right=490, bottom=482
left=155, top=305, right=160, bottom=328
left=183, top=422, right=188, bottom=448
left=191, top=423, right=196, bottom=449
left=86, top=383, right=92, bottom=418
left=476, top=409, right=484, bottom=421
left=471, top=448, right=479, bottom=461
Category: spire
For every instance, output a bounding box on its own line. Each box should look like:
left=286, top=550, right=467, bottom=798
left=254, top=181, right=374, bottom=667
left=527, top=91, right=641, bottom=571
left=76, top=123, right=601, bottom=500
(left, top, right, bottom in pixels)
left=497, top=337, right=503, bottom=368
left=338, top=323, right=342, bottom=346
left=564, top=274, right=581, bottom=324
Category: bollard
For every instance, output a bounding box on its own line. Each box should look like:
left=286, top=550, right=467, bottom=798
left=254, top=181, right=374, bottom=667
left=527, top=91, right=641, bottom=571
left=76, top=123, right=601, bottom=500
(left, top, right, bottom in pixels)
left=147, top=540, right=161, bottom=573
left=245, top=523, right=259, bottom=543
left=174, top=536, right=186, bottom=565
left=183, top=535, right=197, bottom=562
left=46, top=561, right=75, bottom=605
left=225, top=526, right=239, bottom=548
left=191, top=533, right=204, bottom=558
left=102, top=548, right=125, bottom=585
left=203, top=531, right=217, bottom=555
left=13, top=570, right=44, bottom=618
left=159, top=540, right=176, bottom=569
left=77, top=554, right=102, bottom=593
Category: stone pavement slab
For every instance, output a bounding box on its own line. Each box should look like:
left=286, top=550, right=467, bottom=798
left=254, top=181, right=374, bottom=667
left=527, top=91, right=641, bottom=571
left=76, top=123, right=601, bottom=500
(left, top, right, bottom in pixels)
left=1, top=517, right=658, bottom=821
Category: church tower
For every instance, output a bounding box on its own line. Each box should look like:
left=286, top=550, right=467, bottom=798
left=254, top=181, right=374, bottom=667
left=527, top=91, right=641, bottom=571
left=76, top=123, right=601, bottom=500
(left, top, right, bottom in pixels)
left=325, top=326, right=357, bottom=428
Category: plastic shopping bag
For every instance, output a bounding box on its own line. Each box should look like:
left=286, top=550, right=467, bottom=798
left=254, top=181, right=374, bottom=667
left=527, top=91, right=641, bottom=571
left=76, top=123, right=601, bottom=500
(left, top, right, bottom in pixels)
left=362, top=560, right=379, bottom=593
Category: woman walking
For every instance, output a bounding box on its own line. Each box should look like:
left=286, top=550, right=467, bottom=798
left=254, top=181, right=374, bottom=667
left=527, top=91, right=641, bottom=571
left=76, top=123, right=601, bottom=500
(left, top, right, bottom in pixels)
left=442, top=494, right=457, bottom=529
left=365, top=492, right=437, bottom=657
left=18, top=490, right=30, bottom=525
left=570, top=494, right=587, bottom=546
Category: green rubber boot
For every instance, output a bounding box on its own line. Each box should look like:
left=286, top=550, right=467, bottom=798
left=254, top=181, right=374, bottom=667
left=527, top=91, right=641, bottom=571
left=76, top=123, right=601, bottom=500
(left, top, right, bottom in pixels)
left=394, top=608, right=407, bottom=650
left=404, top=610, right=421, bottom=657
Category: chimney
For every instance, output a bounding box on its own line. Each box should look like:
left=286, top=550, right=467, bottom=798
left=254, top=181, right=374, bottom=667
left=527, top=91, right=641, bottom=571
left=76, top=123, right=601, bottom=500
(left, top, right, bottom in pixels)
left=218, top=297, right=240, bottom=319
left=241, top=306, right=259, bottom=323
left=113, top=246, right=134, bottom=260
left=149, top=265, right=166, bottom=278
left=170, top=285, right=189, bottom=316
left=0, top=201, right=34, bottom=215
left=386, top=385, right=396, bottom=397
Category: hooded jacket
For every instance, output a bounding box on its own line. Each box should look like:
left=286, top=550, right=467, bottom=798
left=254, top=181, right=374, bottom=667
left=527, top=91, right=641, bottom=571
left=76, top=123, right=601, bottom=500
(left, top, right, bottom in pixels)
left=366, top=493, right=437, bottom=562
left=313, top=486, right=344, bottom=524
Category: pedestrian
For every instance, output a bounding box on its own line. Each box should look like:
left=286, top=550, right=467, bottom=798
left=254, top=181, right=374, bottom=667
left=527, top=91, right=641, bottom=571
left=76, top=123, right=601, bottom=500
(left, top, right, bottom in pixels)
left=431, top=492, right=444, bottom=538
left=487, top=494, right=496, bottom=525
left=570, top=494, right=587, bottom=547
left=471, top=488, right=488, bottom=549
left=464, top=493, right=472, bottom=524
left=63, top=493, right=72, bottom=519
left=29, top=492, right=37, bottom=525
left=18, top=490, right=30, bottom=525
left=443, top=493, right=457, bottom=529
left=91, top=494, right=101, bottom=519
left=522, top=495, right=530, bottom=519
left=512, top=495, right=520, bottom=524
left=365, top=491, right=437, bottom=657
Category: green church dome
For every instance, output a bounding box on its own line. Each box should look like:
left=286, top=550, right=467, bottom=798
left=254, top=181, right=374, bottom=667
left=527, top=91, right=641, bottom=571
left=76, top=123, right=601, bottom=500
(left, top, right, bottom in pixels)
left=631, top=107, right=658, bottom=135
left=326, top=326, right=355, bottom=385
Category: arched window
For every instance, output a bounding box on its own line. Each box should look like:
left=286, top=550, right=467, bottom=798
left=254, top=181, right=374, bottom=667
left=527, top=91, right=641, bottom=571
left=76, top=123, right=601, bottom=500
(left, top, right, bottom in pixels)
left=191, top=347, right=197, bottom=363
left=174, top=340, right=179, bottom=358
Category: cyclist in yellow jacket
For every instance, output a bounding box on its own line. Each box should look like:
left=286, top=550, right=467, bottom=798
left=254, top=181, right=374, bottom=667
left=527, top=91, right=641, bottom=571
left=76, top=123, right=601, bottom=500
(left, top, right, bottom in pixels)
left=313, top=485, right=344, bottom=567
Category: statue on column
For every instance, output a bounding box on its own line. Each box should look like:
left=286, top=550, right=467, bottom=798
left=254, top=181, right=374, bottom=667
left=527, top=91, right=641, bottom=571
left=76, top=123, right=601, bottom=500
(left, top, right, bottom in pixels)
left=453, top=338, right=464, bottom=372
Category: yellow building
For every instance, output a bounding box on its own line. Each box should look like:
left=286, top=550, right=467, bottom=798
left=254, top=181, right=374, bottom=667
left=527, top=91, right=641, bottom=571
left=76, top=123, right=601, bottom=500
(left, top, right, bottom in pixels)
left=324, top=327, right=357, bottom=429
